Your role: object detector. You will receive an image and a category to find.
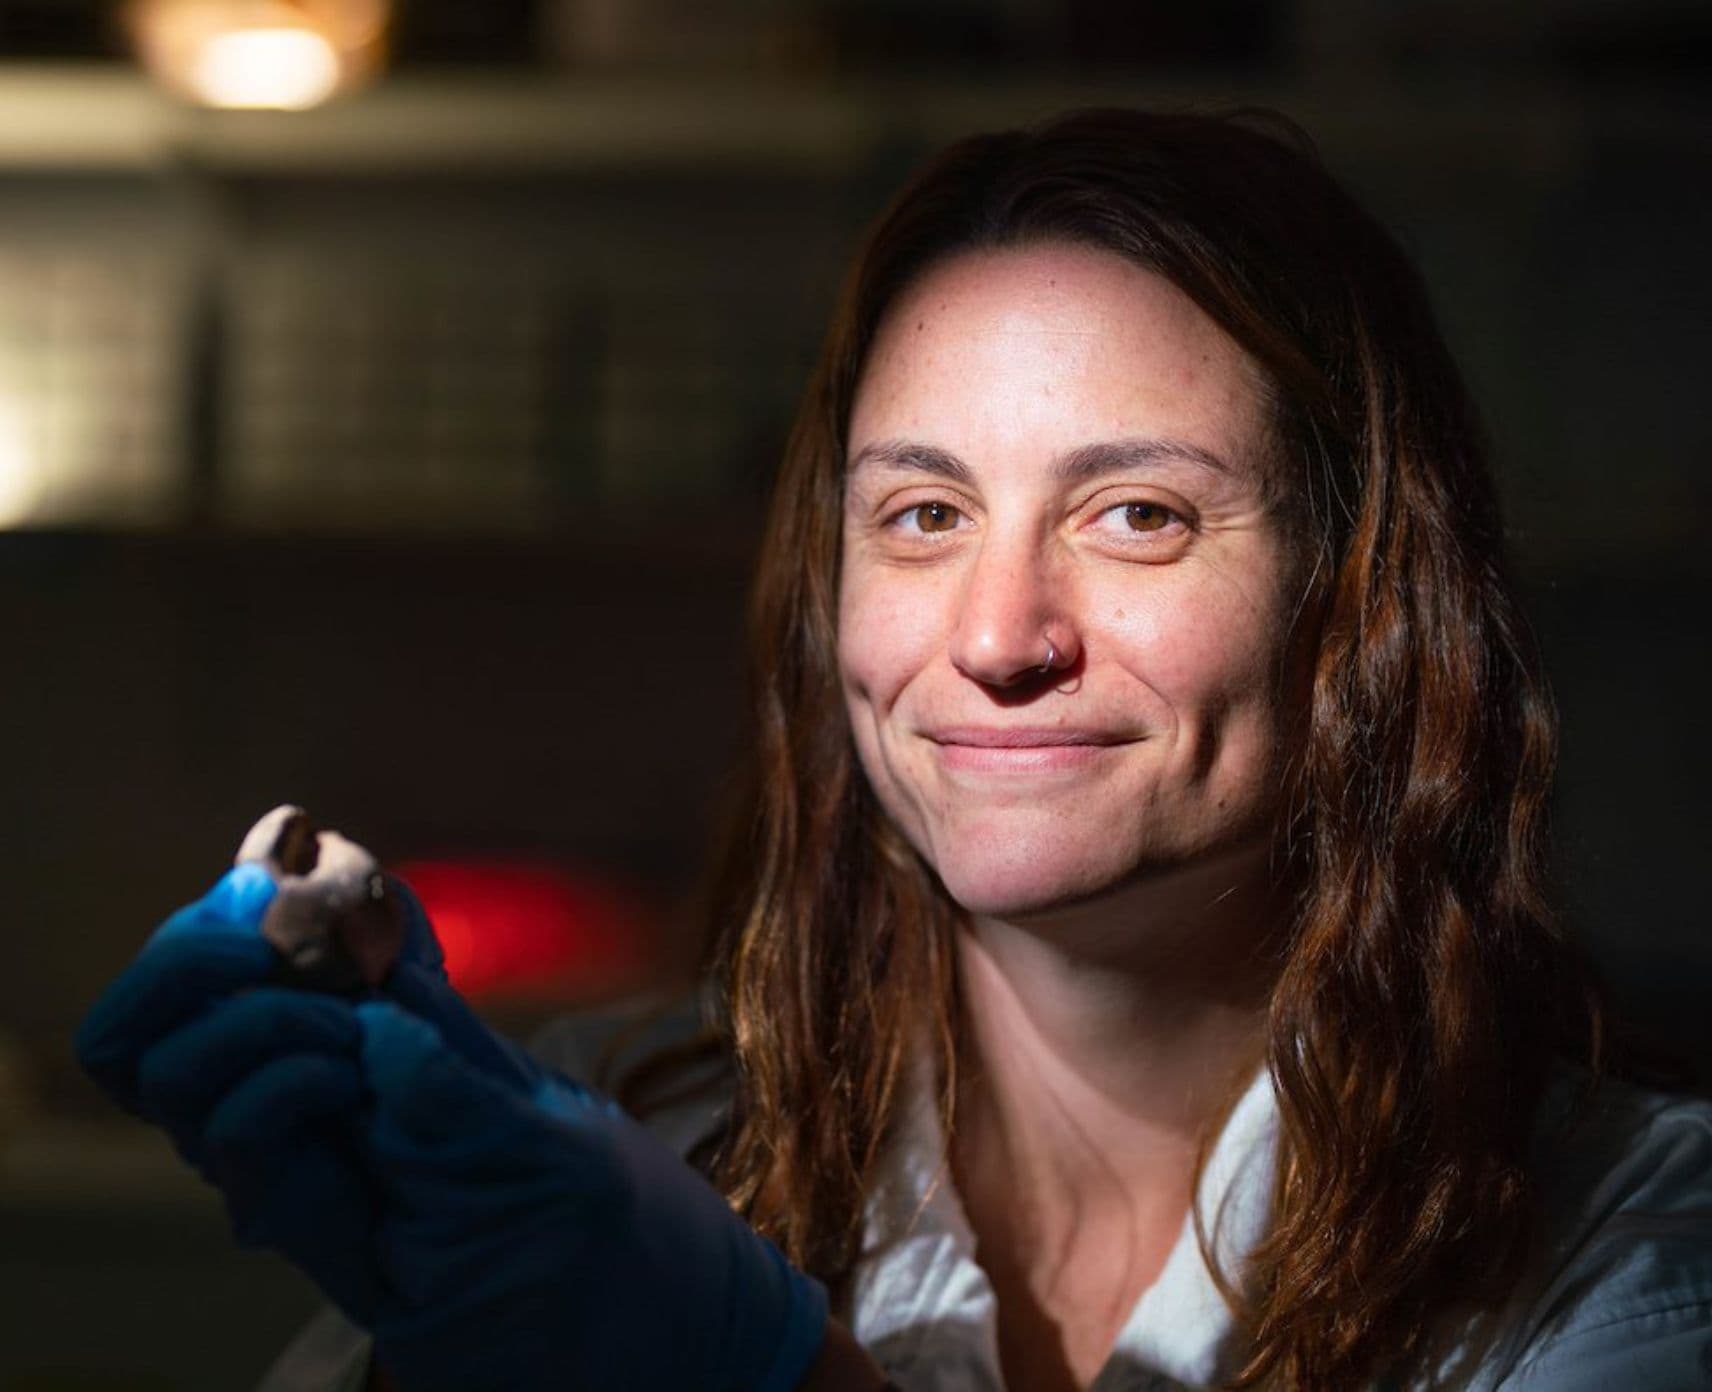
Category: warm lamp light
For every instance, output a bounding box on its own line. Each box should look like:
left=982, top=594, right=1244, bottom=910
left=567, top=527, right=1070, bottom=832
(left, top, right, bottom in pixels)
left=0, top=397, right=42, bottom=529
left=192, top=26, right=342, bottom=110
left=127, top=0, right=391, bottom=111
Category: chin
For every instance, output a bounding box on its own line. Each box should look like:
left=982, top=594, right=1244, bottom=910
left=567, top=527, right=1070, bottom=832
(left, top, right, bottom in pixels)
left=930, top=845, right=1130, bottom=920
left=920, top=814, right=1272, bottom=922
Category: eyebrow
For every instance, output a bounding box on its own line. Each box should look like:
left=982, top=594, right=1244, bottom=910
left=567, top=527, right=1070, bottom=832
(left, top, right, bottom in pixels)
left=846, top=436, right=1233, bottom=485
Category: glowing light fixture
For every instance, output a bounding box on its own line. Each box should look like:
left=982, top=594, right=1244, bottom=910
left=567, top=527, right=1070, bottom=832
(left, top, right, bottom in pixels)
left=127, top=0, right=391, bottom=111
left=191, top=26, right=342, bottom=110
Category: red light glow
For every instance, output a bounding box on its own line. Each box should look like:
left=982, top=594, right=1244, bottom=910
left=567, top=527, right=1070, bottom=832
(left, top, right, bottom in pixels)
left=394, top=859, right=654, bottom=1004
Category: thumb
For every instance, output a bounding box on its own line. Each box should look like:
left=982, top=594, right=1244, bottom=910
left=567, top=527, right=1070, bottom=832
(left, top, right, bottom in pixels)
left=156, top=863, right=280, bottom=945
left=377, top=886, right=540, bottom=1097
left=386, top=875, right=445, bottom=976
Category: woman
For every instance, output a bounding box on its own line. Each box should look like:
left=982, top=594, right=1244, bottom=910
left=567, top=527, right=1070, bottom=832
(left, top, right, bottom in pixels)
left=78, top=109, right=1712, bottom=1391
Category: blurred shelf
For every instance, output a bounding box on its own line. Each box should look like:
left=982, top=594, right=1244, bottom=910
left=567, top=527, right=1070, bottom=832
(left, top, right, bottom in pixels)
left=0, top=63, right=1707, bottom=177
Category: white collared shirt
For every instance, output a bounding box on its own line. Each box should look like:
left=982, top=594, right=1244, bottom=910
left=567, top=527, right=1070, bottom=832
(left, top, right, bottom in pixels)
left=847, top=1067, right=1712, bottom=1391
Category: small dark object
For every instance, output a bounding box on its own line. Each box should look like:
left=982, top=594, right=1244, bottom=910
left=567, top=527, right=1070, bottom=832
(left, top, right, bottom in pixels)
left=249, top=807, right=408, bottom=993
left=272, top=809, right=321, bottom=877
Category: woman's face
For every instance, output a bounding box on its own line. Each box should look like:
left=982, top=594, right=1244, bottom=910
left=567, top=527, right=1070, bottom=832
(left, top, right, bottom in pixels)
left=838, top=242, right=1306, bottom=918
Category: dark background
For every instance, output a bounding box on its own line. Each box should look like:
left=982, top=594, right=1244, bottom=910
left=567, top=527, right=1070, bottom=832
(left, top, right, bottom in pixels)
left=1, top=0, right=1708, bottom=1386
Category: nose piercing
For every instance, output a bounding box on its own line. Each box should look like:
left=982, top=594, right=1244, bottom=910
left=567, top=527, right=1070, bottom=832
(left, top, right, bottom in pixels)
left=1040, top=639, right=1060, bottom=674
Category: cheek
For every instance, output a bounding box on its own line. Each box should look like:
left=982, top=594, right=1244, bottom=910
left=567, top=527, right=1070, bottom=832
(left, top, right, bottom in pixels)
left=836, top=568, right=945, bottom=705
left=1096, top=565, right=1290, bottom=719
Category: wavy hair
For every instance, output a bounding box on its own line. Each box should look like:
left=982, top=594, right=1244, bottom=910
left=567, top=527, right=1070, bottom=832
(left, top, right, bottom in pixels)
left=692, top=108, right=1602, bottom=1388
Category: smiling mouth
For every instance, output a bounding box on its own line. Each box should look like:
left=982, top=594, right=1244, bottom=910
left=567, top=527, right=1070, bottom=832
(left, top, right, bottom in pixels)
left=924, top=727, right=1137, bottom=774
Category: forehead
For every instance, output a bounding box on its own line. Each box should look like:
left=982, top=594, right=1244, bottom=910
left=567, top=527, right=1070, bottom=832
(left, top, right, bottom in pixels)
left=848, top=243, right=1274, bottom=486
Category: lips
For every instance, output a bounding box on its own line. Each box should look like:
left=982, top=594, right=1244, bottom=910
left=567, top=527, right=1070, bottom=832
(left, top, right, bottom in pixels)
left=923, top=726, right=1137, bottom=774
left=926, top=726, right=1131, bottom=747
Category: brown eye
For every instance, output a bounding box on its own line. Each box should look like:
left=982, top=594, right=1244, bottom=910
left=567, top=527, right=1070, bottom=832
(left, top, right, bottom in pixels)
left=1125, top=502, right=1170, bottom=532
left=914, top=502, right=960, bottom=533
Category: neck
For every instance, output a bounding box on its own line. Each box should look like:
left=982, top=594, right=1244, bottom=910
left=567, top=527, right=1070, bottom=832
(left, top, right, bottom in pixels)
left=952, top=840, right=1282, bottom=1217
left=945, top=845, right=1286, bottom=1390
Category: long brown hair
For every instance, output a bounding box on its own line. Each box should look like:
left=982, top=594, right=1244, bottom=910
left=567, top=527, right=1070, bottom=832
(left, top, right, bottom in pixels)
left=700, top=108, right=1602, bottom=1388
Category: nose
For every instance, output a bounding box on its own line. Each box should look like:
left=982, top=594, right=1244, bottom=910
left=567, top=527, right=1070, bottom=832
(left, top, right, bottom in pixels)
left=949, top=536, right=1081, bottom=689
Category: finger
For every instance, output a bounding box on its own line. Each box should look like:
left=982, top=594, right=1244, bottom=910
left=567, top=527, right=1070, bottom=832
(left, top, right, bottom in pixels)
left=213, top=1131, right=384, bottom=1324
left=138, top=989, right=361, bottom=1135
left=357, top=1002, right=540, bottom=1146
left=356, top=1004, right=626, bottom=1221
left=77, top=867, right=281, bottom=1110
left=356, top=1001, right=496, bottom=1135
left=203, top=1052, right=366, bottom=1150
left=196, top=1051, right=386, bottom=1323
left=384, top=958, right=540, bottom=1096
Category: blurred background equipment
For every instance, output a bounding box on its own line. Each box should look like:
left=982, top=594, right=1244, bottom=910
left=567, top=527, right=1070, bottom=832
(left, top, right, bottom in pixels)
left=0, top=0, right=1707, bottom=1386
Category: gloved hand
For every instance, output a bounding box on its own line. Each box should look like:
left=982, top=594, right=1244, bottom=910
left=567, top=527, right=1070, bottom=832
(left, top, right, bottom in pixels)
left=75, top=863, right=387, bottom=1320
left=311, top=874, right=830, bottom=1392
left=353, top=999, right=828, bottom=1392
left=77, top=845, right=829, bottom=1392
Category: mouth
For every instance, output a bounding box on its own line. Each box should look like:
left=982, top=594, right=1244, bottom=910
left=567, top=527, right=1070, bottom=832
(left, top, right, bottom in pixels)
left=923, top=726, right=1137, bottom=775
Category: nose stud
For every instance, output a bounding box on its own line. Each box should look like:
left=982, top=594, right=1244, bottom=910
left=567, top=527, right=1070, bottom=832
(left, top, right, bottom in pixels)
left=1040, top=638, right=1060, bottom=675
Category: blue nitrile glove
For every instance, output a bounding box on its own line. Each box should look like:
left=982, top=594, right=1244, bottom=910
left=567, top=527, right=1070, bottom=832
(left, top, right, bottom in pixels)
left=79, top=864, right=830, bottom=1391
left=74, top=862, right=601, bottom=1332
left=77, top=863, right=282, bottom=1119
left=366, top=882, right=827, bottom=1389
left=352, top=999, right=830, bottom=1392
left=364, top=873, right=547, bottom=1095
left=74, top=865, right=386, bottom=1320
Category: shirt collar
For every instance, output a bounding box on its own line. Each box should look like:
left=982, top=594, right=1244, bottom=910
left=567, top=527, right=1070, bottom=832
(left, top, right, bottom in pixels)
left=849, top=1063, right=1279, bottom=1390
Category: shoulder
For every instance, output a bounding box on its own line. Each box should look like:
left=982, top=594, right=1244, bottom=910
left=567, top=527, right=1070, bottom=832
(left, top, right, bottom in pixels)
left=526, top=988, right=714, bottom=1082
left=528, top=986, right=733, bottom=1166
left=1487, top=1072, right=1712, bottom=1388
